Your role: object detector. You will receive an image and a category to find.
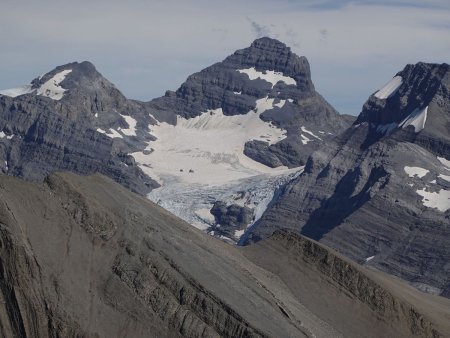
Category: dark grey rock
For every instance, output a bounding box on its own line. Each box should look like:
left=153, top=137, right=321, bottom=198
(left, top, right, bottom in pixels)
left=246, top=62, right=450, bottom=298
left=209, top=201, right=253, bottom=239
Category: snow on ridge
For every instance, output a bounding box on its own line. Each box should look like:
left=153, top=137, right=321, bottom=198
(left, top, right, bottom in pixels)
left=404, top=166, right=429, bottom=178
left=0, top=85, right=33, bottom=98
left=119, top=114, right=137, bottom=136
left=36, top=69, right=73, bottom=100
left=374, top=75, right=402, bottom=99
left=399, top=106, right=428, bottom=132
left=237, top=67, right=297, bottom=88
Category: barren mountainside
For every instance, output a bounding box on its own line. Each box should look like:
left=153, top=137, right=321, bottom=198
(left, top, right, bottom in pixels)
left=0, top=172, right=449, bottom=338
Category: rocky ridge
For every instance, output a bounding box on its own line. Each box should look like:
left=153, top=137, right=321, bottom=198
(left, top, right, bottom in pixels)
left=246, top=62, right=450, bottom=297
left=0, top=172, right=449, bottom=337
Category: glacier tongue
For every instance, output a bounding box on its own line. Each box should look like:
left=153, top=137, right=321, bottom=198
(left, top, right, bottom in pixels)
left=148, top=168, right=302, bottom=243
left=131, top=95, right=303, bottom=243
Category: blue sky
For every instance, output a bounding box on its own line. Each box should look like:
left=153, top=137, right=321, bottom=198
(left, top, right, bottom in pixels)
left=0, top=0, right=449, bottom=115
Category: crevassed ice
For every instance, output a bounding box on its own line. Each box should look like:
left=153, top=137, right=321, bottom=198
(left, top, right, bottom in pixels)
left=374, top=76, right=402, bottom=99
left=237, top=67, right=296, bottom=88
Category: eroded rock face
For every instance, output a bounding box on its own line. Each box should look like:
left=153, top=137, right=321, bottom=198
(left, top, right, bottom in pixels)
left=246, top=62, right=450, bottom=298
left=1, top=172, right=449, bottom=338
left=149, top=37, right=354, bottom=168
left=0, top=61, right=158, bottom=195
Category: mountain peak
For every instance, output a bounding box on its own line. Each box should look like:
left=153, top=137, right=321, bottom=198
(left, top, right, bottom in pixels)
left=250, top=37, right=290, bottom=51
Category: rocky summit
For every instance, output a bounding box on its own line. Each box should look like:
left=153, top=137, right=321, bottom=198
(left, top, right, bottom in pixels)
left=245, top=61, right=450, bottom=298
left=0, top=61, right=158, bottom=195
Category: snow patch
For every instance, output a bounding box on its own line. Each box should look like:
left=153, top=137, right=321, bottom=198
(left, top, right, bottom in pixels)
left=96, top=128, right=123, bottom=139
left=399, top=106, right=428, bottom=132
left=416, top=188, right=450, bottom=212
left=438, top=174, right=450, bottom=183
left=237, top=67, right=296, bottom=88
left=365, top=256, right=375, bottom=262
left=274, top=100, right=286, bottom=108
left=301, top=126, right=322, bottom=140
left=374, top=76, right=402, bottom=99
left=233, top=91, right=242, bottom=95
left=404, top=166, right=429, bottom=178
left=438, top=157, right=450, bottom=169
left=119, top=114, right=137, bottom=136
left=0, top=85, right=33, bottom=98
left=300, top=134, right=312, bottom=145
left=36, top=69, right=72, bottom=100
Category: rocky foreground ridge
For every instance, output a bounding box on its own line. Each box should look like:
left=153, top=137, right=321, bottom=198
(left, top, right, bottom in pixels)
left=0, top=172, right=449, bottom=337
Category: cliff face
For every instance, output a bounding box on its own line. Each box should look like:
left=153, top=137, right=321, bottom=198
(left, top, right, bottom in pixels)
left=0, top=172, right=449, bottom=338
left=246, top=62, right=450, bottom=298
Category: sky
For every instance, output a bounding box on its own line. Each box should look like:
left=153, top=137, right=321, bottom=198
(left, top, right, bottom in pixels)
left=0, top=0, right=449, bottom=115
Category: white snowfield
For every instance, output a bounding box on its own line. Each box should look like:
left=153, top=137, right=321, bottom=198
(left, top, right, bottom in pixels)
left=374, top=76, right=403, bottom=99
left=416, top=188, right=450, bottom=212
left=131, top=96, right=303, bottom=241
left=36, top=69, right=72, bottom=100
left=237, top=68, right=297, bottom=88
left=405, top=159, right=450, bottom=212
left=0, top=69, right=72, bottom=101
left=404, top=166, right=429, bottom=178
left=399, top=106, right=428, bottom=132
left=118, top=114, right=137, bottom=136
left=132, top=97, right=288, bottom=186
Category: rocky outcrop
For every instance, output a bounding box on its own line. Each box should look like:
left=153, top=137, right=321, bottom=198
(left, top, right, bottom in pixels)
left=246, top=62, right=450, bottom=298
left=243, top=230, right=450, bottom=338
